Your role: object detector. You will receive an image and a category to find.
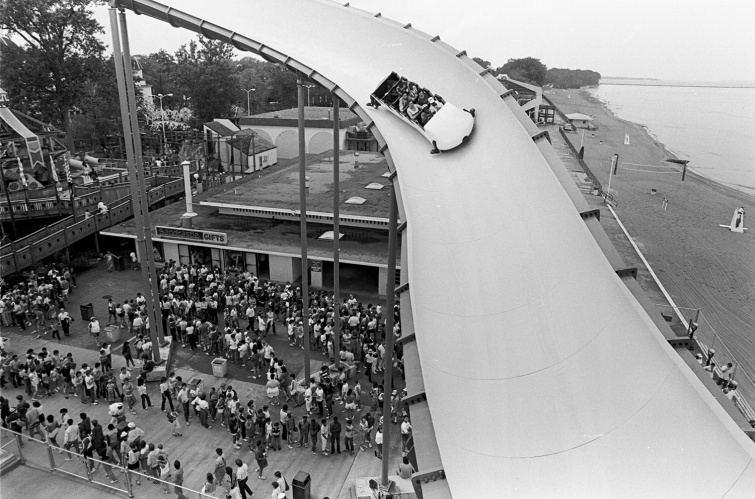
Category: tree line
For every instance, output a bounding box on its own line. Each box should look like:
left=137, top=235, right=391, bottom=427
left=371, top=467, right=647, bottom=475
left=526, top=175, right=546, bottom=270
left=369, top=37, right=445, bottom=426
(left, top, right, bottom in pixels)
left=473, top=56, right=600, bottom=89
left=1, top=1, right=600, bottom=153
left=0, top=0, right=333, bottom=153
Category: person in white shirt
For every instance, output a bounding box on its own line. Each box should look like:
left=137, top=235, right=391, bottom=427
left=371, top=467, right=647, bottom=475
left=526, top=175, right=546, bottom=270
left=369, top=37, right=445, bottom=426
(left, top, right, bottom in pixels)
left=63, top=418, right=81, bottom=460
left=84, top=370, right=98, bottom=405
left=88, top=317, right=101, bottom=347
left=374, top=424, right=384, bottom=459
left=304, top=384, right=313, bottom=414
left=160, top=377, right=174, bottom=412
left=400, top=416, right=412, bottom=455
left=235, top=458, right=254, bottom=498
left=192, top=393, right=211, bottom=428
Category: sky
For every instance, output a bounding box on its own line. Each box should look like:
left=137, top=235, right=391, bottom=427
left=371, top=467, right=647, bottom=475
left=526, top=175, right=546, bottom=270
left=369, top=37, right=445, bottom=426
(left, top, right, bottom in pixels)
left=90, top=0, right=755, bottom=82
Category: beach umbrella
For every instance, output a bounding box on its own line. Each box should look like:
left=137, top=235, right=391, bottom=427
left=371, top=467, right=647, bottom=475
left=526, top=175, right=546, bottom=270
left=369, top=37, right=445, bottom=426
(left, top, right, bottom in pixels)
left=666, top=158, right=690, bottom=180
left=665, top=158, right=689, bottom=165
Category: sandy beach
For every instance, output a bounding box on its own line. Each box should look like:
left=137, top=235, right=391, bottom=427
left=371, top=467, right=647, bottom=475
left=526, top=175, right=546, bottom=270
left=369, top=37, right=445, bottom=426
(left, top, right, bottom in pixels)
left=546, top=89, right=755, bottom=404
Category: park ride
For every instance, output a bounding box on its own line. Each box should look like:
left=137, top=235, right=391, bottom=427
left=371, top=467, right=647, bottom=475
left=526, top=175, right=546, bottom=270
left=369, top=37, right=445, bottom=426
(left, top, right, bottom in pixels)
left=108, top=1, right=755, bottom=496
left=368, top=72, right=474, bottom=154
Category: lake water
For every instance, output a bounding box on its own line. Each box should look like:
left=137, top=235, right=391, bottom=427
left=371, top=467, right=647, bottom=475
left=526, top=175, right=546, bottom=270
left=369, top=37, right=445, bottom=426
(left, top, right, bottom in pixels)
left=588, top=83, right=755, bottom=196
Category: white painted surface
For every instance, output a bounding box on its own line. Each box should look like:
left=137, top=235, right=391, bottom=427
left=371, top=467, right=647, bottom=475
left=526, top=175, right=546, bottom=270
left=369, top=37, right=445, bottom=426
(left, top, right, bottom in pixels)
left=162, top=242, right=179, bottom=264
left=118, top=1, right=755, bottom=496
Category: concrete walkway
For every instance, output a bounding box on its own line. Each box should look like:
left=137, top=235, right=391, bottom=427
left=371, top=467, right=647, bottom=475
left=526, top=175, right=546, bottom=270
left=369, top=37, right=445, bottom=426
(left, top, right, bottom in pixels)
left=1, top=266, right=404, bottom=499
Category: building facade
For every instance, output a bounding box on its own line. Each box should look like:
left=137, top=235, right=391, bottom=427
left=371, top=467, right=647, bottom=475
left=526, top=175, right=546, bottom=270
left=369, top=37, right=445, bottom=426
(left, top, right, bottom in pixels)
left=101, top=150, right=399, bottom=296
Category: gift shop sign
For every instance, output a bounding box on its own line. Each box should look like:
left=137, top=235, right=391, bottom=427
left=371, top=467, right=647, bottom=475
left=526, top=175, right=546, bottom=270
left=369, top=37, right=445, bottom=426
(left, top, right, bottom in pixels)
left=155, top=226, right=228, bottom=245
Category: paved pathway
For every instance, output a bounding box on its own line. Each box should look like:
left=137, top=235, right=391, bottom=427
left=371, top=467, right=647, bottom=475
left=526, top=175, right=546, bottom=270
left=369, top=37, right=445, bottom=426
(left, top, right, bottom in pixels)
left=1, top=265, right=403, bottom=499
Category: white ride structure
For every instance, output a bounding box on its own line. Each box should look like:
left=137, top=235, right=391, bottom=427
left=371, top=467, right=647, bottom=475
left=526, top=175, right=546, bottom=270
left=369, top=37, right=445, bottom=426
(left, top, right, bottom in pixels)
left=112, top=1, right=755, bottom=497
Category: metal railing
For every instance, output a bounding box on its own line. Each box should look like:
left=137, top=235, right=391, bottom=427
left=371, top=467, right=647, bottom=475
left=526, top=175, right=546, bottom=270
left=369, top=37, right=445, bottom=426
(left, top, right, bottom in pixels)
left=0, top=427, right=215, bottom=498
left=1, top=178, right=184, bottom=277
left=657, top=304, right=755, bottom=426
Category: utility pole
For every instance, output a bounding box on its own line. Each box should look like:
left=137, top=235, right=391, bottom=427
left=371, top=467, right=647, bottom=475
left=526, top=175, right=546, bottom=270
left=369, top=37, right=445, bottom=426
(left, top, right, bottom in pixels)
left=304, top=84, right=314, bottom=107
left=244, top=88, right=256, bottom=115
left=154, top=93, right=173, bottom=155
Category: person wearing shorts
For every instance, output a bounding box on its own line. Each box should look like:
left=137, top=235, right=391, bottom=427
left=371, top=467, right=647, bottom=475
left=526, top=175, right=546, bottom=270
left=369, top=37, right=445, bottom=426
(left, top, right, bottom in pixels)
left=88, top=317, right=101, bottom=348
left=344, top=389, right=357, bottom=421
left=266, top=376, right=280, bottom=406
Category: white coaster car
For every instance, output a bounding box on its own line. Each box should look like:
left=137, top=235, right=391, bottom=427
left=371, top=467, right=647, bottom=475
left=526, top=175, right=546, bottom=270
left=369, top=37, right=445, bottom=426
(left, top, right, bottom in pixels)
left=369, top=72, right=475, bottom=154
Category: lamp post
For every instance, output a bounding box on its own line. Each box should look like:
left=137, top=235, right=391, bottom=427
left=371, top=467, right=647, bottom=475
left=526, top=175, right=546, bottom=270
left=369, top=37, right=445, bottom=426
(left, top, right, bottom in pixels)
left=154, top=93, right=173, bottom=154
left=243, top=88, right=256, bottom=115
left=304, top=84, right=314, bottom=107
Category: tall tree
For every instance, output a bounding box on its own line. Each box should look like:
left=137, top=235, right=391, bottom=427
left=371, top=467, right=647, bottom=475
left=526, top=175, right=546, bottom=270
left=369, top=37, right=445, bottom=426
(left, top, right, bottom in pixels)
left=173, top=37, right=237, bottom=127
left=472, top=56, right=491, bottom=69
left=0, top=0, right=106, bottom=150
left=136, top=49, right=178, bottom=97
left=69, top=55, right=121, bottom=152
left=496, top=57, right=548, bottom=86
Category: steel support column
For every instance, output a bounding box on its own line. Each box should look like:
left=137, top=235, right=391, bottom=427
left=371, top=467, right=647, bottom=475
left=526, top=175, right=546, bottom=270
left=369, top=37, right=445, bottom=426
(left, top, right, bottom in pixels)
left=110, top=8, right=164, bottom=361
left=381, top=181, right=399, bottom=486
left=298, top=75, right=311, bottom=384
left=332, top=95, right=341, bottom=369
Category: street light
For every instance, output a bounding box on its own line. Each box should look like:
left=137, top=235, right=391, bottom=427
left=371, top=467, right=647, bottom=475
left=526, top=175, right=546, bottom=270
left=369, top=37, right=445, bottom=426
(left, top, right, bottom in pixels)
left=243, top=88, right=256, bottom=115
left=304, top=84, right=314, bottom=107
left=154, top=93, right=173, bottom=154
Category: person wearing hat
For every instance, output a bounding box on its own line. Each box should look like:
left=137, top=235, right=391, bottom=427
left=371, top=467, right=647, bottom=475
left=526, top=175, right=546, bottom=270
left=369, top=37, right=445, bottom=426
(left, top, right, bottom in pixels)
left=88, top=316, right=101, bottom=348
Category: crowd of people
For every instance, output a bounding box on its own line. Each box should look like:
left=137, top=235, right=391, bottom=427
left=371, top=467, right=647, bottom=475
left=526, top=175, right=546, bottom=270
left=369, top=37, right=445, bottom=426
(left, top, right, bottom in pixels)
left=1, top=260, right=414, bottom=498
left=0, top=266, right=77, bottom=339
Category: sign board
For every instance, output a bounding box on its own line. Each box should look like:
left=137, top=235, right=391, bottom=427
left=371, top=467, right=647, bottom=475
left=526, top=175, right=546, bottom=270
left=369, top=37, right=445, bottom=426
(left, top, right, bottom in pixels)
left=155, top=226, right=228, bottom=245
left=311, top=260, right=322, bottom=272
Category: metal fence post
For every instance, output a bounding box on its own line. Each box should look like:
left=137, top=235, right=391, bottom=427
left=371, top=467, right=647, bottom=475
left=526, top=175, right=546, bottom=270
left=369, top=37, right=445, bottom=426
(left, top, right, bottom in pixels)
left=125, top=466, right=134, bottom=498
left=15, top=433, right=25, bottom=465
left=46, top=440, right=56, bottom=469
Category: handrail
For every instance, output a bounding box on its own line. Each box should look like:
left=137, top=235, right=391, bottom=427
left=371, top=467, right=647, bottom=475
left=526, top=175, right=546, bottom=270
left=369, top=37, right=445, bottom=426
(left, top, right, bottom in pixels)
left=1, top=177, right=183, bottom=256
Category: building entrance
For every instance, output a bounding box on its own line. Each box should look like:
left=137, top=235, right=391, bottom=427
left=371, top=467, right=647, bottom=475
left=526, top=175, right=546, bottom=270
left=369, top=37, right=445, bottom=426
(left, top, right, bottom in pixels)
left=322, top=261, right=378, bottom=295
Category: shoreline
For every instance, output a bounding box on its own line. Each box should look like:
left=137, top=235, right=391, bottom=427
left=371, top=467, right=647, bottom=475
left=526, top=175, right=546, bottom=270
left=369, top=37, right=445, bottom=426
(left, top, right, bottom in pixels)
left=584, top=90, right=755, bottom=199
left=546, top=88, right=755, bottom=405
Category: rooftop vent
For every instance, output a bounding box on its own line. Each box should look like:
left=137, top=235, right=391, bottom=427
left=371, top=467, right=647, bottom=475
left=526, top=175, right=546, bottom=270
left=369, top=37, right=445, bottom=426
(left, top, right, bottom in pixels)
left=318, top=231, right=344, bottom=240
left=345, top=196, right=366, bottom=205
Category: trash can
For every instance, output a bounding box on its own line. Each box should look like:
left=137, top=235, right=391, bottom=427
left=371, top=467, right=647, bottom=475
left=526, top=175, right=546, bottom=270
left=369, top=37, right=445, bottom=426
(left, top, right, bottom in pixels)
left=292, top=471, right=311, bottom=499
left=114, top=255, right=125, bottom=271
left=80, top=303, right=94, bottom=321
left=105, top=325, right=120, bottom=343
left=211, top=358, right=227, bottom=377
